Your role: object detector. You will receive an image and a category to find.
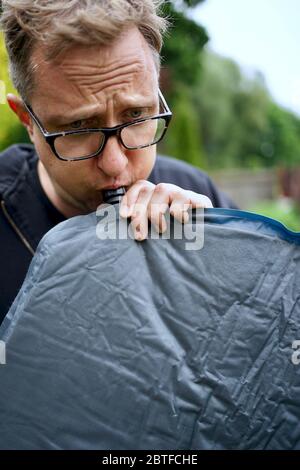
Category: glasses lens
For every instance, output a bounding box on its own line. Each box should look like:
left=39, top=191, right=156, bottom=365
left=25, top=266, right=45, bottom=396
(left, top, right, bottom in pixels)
left=121, top=118, right=166, bottom=149
left=54, top=131, right=105, bottom=160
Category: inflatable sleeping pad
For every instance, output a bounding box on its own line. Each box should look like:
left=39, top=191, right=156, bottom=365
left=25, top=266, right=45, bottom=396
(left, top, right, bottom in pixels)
left=0, top=207, right=300, bottom=449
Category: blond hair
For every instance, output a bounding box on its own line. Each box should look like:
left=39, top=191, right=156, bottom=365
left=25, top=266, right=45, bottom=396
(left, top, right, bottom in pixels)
left=0, top=0, right=168, bottom=101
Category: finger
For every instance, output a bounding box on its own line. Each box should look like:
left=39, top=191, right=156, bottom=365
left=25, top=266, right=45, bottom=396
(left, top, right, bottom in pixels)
left=147, top=183, right=172, bottom=233
left=169, top=193, right=191, bottom=223
left=120, top=180, right=154, bottom=218
left=187, top=191, right=213, bottom=209
left=170, top=191, right=213, bottom=224
left=170, top=191, right=213, bottom=214
left=130, top=185, right=155, bottom=241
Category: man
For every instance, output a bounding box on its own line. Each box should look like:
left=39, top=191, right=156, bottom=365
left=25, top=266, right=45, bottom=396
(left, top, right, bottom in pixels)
left=0, top=0, right=235, bottom=323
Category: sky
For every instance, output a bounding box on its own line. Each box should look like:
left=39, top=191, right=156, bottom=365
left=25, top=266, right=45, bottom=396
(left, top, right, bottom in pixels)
left=191, top=0, right=300, bottom=116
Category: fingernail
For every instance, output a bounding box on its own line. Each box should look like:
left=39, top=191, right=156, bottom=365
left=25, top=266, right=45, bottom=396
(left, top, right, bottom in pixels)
left=161, top=218, right=167, bottom=233
left=154, top=223, right=160, bottom=234
left=120, top=205, right=128, bottom=218
left=183, top=212, right=189, bottom=223
left=126, top=206, right=134, bottom=217
left=135, top=226, right=143, bottom=241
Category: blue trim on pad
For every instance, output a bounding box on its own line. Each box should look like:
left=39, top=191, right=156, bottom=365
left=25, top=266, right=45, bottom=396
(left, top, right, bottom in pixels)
left=203, top=208, right=300, bottom=245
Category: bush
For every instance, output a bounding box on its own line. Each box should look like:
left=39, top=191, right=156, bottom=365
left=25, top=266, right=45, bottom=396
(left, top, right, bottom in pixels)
left=0, top=33, right=30, bottom=152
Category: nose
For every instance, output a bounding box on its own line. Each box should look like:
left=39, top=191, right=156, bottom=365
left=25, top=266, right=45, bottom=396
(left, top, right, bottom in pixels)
left=96, top=135, right=128, bottom=177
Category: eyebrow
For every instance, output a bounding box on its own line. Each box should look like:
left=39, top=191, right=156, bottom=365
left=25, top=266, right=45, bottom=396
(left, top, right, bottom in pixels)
left=46, top=96, right=158, bottom=125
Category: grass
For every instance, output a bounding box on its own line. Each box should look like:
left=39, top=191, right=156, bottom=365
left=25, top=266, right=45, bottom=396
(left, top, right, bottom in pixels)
left=248, top=199, right=300, bottom=232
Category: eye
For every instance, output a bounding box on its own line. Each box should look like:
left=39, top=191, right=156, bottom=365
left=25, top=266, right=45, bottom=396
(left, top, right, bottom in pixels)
left=70, top=120, right=84, bottom=129
left=127, top=109, right=144, bottom=120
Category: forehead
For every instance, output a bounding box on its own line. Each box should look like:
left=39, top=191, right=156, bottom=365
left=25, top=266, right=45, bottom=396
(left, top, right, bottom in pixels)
left=30, top=27, right=159, bottom=117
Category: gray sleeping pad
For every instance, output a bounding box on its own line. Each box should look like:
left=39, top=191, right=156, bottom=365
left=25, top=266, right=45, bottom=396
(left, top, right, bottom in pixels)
left=0, top=207, right=300, bottom=449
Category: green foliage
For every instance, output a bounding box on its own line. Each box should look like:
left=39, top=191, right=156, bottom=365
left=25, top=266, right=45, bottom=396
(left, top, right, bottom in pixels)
left=195, top=52, right=273, bottom=169
left=0, top=32, right=30, bottom=151
left=249, top=200, right=300, bottom=232
left=171, top=0, right=205, bottom=9
left=265, top=103, right=300, bottom=167
left=192, top=51, right=300, bottom=170
left=160, top=87, right=206, bottom=168
left=159, top=1, right=208, bottom=168
left=183, top=0, right=205, bottom=6
left=161, top=2, right=208, bottom=92
left=162, top=1, right=300, bottom=172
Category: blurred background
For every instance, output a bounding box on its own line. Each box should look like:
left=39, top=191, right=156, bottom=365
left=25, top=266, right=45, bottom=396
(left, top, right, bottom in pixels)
left=1, top=0, right=300, bottom=230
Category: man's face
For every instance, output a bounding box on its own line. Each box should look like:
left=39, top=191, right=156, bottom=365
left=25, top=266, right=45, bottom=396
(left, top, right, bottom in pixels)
left=29, top=27, right=159, bottom=213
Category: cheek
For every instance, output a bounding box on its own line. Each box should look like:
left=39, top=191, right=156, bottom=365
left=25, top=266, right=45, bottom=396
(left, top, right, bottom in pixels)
left=130, top=146, right=156, bottom=180
left=34, top=135, right=84, bottom=188
left=33, top=132, right=54, bottom=168
left=47, top=160, right=91, bottom=192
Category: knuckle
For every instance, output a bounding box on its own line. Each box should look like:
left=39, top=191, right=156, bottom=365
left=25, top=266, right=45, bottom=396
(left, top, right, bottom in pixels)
left=137, top=179, right=154, bottom=189
left=132, top=203, right=144, bottom=218
left=148, top=205, right=161, bottom=220
left=154, top=183, right=168, bottom=194
left=201, top=195, right=213, bottom=207
left=138, top=186, right=151, bottom=197
left=170, top=201, right=182, bottom=210
left=150, top=201, right=168, bottom=216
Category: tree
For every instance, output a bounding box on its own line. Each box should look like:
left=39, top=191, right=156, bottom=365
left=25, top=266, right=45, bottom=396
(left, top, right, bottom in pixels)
left=0, top=32, right=29, bottom=151
left=195, top=52, right=275, bottom=169
left=161, top=1, right=208, bottom=94
left=161, top=86, right=206, bottom=168
left=159, top=1, right=208, bottom=167
left=266, top=103, right=300, bottom=167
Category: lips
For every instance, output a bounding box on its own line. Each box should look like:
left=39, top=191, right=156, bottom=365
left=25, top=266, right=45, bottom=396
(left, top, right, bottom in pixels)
left=101, top=182, right=129, bottom=191
left=102, top=184, right=123, bottom=190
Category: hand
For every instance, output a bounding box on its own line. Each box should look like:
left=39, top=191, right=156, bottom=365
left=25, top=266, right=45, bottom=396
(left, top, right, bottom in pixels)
left=119, top=180, right=213, bottom=241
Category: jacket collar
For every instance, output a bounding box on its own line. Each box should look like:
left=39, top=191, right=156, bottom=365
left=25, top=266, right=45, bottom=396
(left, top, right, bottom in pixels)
left=0, top=144, right=50, bottom=251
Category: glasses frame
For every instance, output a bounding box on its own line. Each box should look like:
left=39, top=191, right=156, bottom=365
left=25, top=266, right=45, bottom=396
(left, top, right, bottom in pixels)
left=23, top=89, right=172, bottom=162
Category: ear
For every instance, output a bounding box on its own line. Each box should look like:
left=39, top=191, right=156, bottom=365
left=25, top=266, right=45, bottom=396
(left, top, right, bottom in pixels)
left=7, top=93, right=34, bottom=141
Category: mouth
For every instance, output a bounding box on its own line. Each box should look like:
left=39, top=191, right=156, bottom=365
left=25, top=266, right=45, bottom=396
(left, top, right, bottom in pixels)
left=101, top=183, right=129, bottom=191
left=101, top=185, right=127, bottom=205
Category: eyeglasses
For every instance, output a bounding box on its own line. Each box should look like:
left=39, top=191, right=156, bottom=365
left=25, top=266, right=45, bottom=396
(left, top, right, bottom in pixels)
left=23, top=90, right=172, bottom=162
